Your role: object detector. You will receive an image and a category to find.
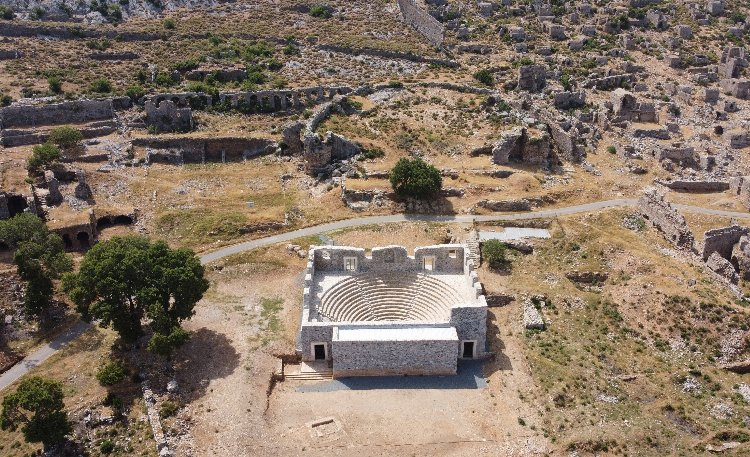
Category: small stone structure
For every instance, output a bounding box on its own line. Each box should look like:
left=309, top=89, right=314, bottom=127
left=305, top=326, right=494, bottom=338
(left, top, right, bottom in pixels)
left=518, top=65, right=547, bottom=92
left=522, top=296, right=545, bottom=330
left=610, top=88, right=658, bottom=123
left=74, top=170, right=93, bottom=201
left=144, top=99, right=193, bottom=133
left=397, top=0, right=446, bottom=48
left=491, top=127, right=553, bottom=165
left=297, top=245, right=488, bottom=377
left=638, top=188, right=695, bottom=250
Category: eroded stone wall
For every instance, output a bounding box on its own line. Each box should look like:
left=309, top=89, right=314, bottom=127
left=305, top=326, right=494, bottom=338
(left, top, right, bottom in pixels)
left=397, top=0, right=445, bottom=47
left=638, top=188, right=695, bottom=250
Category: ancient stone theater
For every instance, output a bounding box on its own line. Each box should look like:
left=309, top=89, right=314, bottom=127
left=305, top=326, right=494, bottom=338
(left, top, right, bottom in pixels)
left=297, top=244, right=488, bottom=377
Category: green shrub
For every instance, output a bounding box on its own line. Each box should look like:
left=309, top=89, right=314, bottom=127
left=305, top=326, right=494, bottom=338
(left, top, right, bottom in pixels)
left=154, top=72, right=174, bottom=87
left=48, top=126, right=83, bottom=150
left=0, top=93, right=12, bottom=107
left=29, top=5, right=45, bottom=19
left=359, top=148, right=385, bottom=160
left=163, top=18, right=176, bottom=29
left=309, top=4, right=332, bottom=18
left=387, top=80, right=403, bottom=88
left=159, top=400, right=179, bottom=419
left=606, top=145, right=616, bottom=154
left=481, top=240, right=510, bottom=271
left=170, top=59, right=199, bottom=72
left=27, top=143, right=60, bottom=172
left=473, top=69, right=494, bottom=86
left=47, top=76, right=63, bottom=94
left=0, top=5, right=14, bottom=19
left=242, top=41, right=273, bottom=60
left=90, top=78, right=112, bottom=93
left=389, top=157, right=442, bottom=199
left=99, top=439, right=115, bottom=454
left=125, top=85, right=146, bottom=101
left=96, top=361, right=126, bottom=386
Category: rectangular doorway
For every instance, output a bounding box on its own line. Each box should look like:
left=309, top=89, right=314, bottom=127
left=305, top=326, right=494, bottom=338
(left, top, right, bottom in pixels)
left=462, top=341, right=475, bottom=359
left=422, top=256, right=435, bottom=271
left=313, top=343, right=326, bottom=360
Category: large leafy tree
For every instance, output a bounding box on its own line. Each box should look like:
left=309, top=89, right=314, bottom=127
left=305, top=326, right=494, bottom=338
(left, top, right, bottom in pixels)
left=0, top=376, right=71, bottom=450
left=389, top=157, right=443, bottom=199
left=63, top=236, right=208, bottom=354
left=0, top=214, right=72, bottom=318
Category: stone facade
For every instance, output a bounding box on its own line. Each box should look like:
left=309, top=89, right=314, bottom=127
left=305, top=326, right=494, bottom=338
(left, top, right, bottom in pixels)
left=297, top=244, right=488, bottom=377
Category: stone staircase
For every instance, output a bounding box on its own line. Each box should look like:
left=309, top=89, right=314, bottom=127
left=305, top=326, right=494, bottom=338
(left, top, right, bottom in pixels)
left=466, top=228, right=481, bottom=267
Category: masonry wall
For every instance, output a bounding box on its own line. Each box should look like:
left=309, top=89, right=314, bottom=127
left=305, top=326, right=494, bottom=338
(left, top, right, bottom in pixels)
left=451, top=302, right=487, bottom=350
left=332, top=335, right=458, bottom=377
left=312, top=245, right=466, bottom=274
left=702, top=226, right=750, bottom=261
left=0, top=98, right=129, bottom=129
left=397, top=0, right=445, bottom=48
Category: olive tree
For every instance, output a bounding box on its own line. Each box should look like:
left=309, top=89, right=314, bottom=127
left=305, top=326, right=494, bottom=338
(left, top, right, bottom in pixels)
left=63, top=236, right=208, bottom=355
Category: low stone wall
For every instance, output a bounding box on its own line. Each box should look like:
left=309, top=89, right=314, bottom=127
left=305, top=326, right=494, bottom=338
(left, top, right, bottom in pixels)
left=317, top=45, right=457, bottom=68
left=656, top=180, right=730, bottom=193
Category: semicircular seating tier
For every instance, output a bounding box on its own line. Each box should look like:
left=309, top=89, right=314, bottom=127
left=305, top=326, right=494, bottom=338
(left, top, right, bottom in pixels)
left=317, top=272, right=463, bottom=322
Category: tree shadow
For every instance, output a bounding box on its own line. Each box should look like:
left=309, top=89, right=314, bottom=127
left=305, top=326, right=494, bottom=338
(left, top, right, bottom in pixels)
left=171, top=328, right=241, bottom=402
left=483, top=309, right=513, bottom=378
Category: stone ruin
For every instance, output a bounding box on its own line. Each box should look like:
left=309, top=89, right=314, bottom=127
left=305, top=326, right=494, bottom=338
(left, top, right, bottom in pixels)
left=297, top=244, right=487, bottom=377
left=491, top=127, right=553, bottom=166
left=518, top=65, right=547, bottom=92
left=729, top=176, right=750, bottom=210
left=144, top=99, right=193, bottom=133
left=135, top=137, right=278, bottom=164
left=0, top=191, right=38, bottom=221
left=702, top=226, right=750, bottom=283
left=609, top=88, right=658, bottom=124
left=397, top=0, right=445, bottom=48
left=0, top=97, right=129, bottom=147
left=638, top=188, right=695, bottom=251
left=74, top=170, right=93, bottom=201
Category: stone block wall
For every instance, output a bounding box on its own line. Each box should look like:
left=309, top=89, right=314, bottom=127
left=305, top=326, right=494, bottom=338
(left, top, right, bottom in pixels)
left=702, top=226, right=750, bottom=261
left=638, top=188, right=695, bottom=250
left=397, top=0, right=445, bottom=48
left=0, top=99, right=123, bottom=129
left=451, top=303, right=487, bottom=350
left=332, top=331, right=458, bottom=377
left=312, top=245, right=467, bottom=274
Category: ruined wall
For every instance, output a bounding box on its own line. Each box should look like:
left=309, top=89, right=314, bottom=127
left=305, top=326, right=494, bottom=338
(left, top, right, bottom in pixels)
left=638, top=188, right=695, bottom=250
left=312, top=245, right=466, bottom=274
left=0, top=98, right=126, bottom=129
left=657, top=180, right=730, bottom=192
left=397, top=0, right=445, bottom=48
left=134, top=137, right=277, bottom=164
left=701, top=226, right=750, bottom=261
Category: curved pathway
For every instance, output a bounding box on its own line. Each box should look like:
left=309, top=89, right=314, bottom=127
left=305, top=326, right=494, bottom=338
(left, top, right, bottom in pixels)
left=1, top=198, right=748, bottom=391
left=199, top=198, right=750, bottom=264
